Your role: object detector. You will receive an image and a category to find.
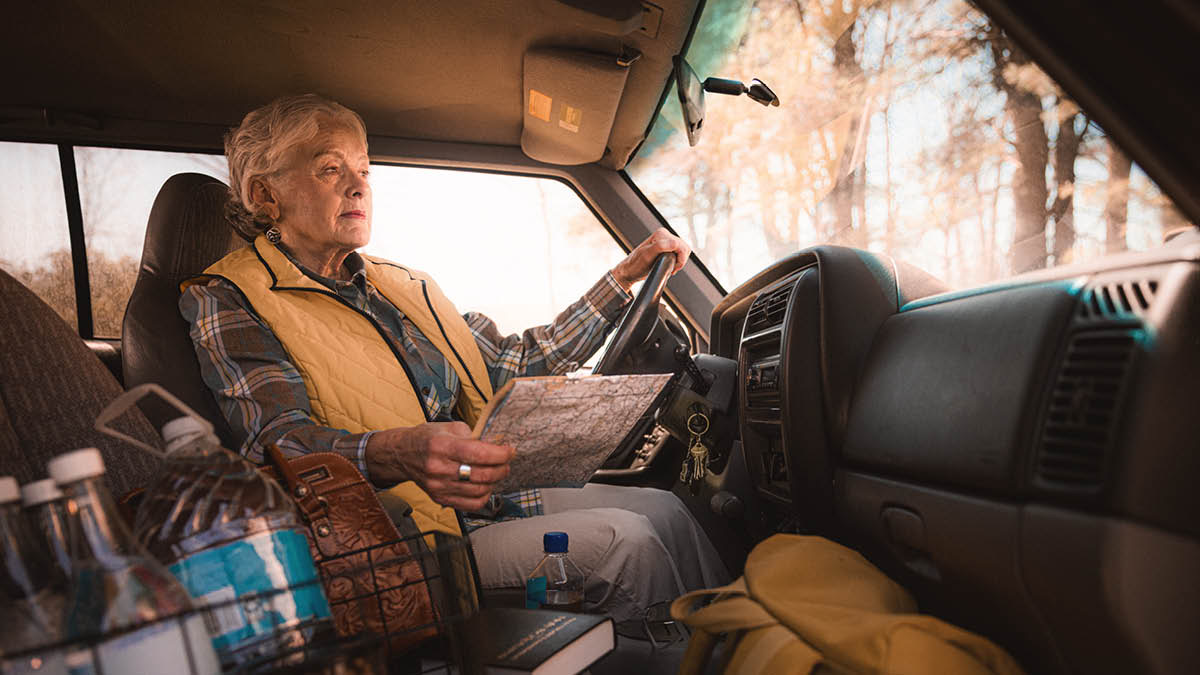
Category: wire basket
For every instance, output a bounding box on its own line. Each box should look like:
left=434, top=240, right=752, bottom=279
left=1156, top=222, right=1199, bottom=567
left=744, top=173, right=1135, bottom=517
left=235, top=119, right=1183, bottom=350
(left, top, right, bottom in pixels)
left=308, top=529, right=481, bottom=674
left=3, top=530, right=481, bottom=674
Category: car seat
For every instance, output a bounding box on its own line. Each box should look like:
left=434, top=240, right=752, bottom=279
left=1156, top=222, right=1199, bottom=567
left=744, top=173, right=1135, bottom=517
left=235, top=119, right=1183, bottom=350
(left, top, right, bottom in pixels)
left=0, top=268, right=161, bottom=497
left=121, top=172, right=242, bottom=448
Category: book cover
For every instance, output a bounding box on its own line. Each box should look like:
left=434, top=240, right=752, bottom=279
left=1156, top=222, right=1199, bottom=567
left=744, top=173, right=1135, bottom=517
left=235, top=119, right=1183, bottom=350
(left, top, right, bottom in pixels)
left=461, top=608, right=615, bottom=674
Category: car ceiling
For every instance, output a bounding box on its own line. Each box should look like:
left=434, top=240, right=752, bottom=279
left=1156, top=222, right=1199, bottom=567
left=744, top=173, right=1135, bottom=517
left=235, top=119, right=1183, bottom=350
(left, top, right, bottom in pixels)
left=2, top=0, right=699, bottom=169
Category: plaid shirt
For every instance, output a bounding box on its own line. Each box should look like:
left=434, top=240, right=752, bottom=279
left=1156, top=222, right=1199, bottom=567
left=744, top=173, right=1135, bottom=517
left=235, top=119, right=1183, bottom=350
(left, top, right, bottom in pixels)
left=179, top=245, right=630, bottom=531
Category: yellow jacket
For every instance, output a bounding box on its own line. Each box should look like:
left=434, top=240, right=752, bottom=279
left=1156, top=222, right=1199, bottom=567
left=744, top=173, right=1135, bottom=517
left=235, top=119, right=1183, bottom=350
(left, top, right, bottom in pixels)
left=187, top=236, right=495, bottom=536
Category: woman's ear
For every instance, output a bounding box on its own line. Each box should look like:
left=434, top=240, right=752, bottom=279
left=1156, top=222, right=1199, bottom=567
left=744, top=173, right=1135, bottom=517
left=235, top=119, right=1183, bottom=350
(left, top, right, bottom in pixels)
left=249, top=178, right=282, bottom=223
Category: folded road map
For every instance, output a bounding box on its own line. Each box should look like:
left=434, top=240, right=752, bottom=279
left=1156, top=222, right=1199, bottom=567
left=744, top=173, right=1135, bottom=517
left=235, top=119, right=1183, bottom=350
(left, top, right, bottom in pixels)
left=472, top=373, right=675, bottom=492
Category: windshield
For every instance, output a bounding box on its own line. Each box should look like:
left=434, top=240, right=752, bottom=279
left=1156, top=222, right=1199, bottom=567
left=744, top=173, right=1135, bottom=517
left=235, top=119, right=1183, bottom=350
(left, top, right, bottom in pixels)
left=627, top=0, right=1194, bottom=291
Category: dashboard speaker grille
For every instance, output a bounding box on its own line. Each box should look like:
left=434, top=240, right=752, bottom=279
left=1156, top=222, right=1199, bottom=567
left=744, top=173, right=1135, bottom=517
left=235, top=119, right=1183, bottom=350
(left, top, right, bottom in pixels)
left=745, top=283, right=793, bottom=334
left=1036, top=329, right=1137, bottom=488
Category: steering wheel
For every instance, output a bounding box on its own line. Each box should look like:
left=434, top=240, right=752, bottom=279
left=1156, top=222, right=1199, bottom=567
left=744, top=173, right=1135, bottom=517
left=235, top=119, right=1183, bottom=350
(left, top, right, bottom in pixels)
left=594, top=252, right=675, bottom=375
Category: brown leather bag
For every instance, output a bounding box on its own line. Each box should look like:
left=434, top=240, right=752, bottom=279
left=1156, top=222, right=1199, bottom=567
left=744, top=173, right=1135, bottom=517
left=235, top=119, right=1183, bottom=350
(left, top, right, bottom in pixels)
left=261, top=444, right=440, bottom=651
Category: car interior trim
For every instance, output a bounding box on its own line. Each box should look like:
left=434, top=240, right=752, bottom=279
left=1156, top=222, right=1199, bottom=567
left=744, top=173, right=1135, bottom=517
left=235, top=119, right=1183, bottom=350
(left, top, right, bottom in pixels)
left=56, top=143, right=93, bottom=338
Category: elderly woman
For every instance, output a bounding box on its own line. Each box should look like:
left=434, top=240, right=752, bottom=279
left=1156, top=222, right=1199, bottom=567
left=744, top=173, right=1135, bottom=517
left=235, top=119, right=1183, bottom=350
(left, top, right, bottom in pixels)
left=180, top=94, right=728, bottom=623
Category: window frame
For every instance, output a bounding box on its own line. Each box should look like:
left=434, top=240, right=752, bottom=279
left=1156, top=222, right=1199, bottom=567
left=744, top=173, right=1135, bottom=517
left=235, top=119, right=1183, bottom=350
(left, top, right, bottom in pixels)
left=29, top=141, right=229, bottom=341
left=57, top=143, right=91, bottom=336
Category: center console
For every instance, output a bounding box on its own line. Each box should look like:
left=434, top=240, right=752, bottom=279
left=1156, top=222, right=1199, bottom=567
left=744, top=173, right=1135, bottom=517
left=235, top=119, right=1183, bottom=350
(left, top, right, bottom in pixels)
left=738, top=268, right=809, bottom=506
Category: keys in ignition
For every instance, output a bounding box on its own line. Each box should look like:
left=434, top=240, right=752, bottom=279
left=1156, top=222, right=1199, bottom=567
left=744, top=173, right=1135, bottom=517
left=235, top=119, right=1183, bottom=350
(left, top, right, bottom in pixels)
left=682, top=411, right=711, bottom=485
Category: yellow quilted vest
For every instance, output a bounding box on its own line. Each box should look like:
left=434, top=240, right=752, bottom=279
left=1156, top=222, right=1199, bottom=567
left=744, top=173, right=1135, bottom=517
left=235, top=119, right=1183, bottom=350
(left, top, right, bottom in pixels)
left=186, top=236, right=495, bottom=536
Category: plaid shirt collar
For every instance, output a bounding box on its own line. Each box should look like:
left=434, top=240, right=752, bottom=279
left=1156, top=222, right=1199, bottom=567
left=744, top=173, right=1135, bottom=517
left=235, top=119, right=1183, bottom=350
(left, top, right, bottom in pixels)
left=275, top=242, right=369, bottom=293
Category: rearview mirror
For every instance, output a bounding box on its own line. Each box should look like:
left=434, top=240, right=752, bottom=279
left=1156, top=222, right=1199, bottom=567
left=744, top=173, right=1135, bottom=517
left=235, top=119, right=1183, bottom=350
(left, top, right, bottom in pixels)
left=673, top=55, right=706, bottom=147
left=672, top=55, right=781, bottom=147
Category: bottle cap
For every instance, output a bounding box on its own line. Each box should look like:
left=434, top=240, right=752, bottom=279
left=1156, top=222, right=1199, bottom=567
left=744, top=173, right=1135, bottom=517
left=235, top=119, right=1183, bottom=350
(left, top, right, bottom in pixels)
left=20, top=478, right=62, bottom=507
left=162, top=415, right=215, bottom=451
left=48, top=448, right=106, bottom=485
left=543, top=531, right=569, bottom=553
left=0, top=476, right=19, bottom=504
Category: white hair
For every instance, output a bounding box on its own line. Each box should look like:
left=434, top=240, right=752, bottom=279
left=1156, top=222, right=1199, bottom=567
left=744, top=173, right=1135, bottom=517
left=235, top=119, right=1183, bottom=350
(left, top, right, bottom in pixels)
left=223, top=94, right=367, bottom=241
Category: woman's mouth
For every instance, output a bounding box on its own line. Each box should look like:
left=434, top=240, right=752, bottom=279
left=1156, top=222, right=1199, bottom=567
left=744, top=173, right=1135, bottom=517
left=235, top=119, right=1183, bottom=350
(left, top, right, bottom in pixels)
left=340, top=210, right=366, bottom=219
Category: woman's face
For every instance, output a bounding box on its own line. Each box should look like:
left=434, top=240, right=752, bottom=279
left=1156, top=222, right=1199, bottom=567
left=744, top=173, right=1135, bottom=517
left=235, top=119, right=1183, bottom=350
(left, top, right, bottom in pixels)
left=268, top=124, right=372, bottom=259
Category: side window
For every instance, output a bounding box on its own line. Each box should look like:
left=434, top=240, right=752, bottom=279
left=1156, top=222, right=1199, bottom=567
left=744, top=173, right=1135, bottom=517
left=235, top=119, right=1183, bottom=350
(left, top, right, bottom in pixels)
left=73, top=147, right=228, bottom=337
left=0, top=141, right=75, bottom=328
left=365, top=165, right=626, bottom=339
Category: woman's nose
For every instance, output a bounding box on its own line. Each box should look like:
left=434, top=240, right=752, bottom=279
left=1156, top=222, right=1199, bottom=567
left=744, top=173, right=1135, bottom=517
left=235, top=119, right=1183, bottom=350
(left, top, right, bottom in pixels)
left=346, top=172, right=369, bottom=197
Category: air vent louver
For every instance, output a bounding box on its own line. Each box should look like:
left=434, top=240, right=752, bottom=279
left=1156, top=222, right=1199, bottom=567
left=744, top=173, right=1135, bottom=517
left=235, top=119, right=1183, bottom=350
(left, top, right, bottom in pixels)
left=745, top=283, right=794, bottom=334
left=1036, top=330, right=1136, bottom=488
left=745, top=388, right=781, bottom=411
left=1078, top=279, right=1158, bottom=320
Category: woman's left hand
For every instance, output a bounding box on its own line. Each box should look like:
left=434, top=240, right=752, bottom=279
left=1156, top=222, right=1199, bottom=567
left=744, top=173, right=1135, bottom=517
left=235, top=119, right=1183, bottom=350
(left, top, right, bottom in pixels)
left=611, top=228, right=691, bottom=293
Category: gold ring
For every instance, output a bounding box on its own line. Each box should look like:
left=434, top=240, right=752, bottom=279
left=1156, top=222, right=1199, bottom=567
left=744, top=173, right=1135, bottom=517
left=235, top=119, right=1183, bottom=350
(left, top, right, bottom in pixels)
left=457, top=463, right=472, bottom=482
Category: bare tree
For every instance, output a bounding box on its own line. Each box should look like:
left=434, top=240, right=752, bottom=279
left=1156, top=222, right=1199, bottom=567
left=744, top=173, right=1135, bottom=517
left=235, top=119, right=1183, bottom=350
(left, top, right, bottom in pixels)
left=986, top=25, right=1050, bottom=273
left=827, top=21, right=869, bottom=247
left=75, top=148, right=135, bottom=242
left=1050, top=103, right=1085, bottom=264
left=5, top=248, right=137, bottom=337
left=1105, top=142, right=1132, bottom=253
left=7, top=249, right=77, bottom=328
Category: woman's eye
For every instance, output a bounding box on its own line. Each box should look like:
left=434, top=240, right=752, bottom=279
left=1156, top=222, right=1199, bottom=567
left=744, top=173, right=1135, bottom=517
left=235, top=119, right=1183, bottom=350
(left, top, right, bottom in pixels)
left=322, top=166, right=339, bottom=175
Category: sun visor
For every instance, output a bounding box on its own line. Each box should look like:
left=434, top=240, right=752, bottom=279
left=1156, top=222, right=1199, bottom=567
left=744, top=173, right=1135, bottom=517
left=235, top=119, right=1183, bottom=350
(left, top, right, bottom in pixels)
left=521, top=48, right=630, bottom=165
left=536, top=0, right=645, bottom=36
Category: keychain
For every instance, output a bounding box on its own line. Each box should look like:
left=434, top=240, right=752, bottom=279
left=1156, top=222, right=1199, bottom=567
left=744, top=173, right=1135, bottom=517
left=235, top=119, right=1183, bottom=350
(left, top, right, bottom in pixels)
left=680, top=410, right=711, bottom=486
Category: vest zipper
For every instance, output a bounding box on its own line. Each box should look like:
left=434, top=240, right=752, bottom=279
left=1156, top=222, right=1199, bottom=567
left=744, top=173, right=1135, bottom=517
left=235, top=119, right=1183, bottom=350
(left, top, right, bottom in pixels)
left=418, top=280, right=490, bottom=405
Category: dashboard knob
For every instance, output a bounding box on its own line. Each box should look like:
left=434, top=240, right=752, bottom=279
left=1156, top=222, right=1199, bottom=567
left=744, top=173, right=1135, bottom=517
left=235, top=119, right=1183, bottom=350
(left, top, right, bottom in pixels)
left=710, top=491, right=744, bottom=519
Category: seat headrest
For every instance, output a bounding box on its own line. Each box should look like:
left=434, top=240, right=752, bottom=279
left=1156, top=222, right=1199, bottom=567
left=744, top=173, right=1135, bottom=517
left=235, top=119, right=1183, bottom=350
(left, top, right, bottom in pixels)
left=141, top=173, right=240, bottom=284
left=124, top=172, right=241, bottom=448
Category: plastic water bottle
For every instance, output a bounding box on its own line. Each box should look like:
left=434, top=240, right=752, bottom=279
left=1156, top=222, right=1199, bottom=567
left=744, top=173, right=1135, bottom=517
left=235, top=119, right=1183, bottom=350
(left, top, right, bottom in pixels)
left=525, top=531, right=585, bottom=612
left=0, top=476, right=67, bottom=674
left=133, top=416, right=334, bottom=670
left=49, top=448, right=220, bottom=675
left=21, top=479, right=72, bottom=579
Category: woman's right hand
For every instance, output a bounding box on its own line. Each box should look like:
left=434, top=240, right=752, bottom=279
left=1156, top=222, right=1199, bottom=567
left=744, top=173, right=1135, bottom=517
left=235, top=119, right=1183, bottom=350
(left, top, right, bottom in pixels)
left=364, top=422, right=514, bottom=511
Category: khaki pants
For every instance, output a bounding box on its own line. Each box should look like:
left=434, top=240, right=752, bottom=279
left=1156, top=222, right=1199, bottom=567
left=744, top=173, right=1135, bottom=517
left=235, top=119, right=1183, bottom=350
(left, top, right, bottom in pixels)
left=468, top=483, right=730, bottom=623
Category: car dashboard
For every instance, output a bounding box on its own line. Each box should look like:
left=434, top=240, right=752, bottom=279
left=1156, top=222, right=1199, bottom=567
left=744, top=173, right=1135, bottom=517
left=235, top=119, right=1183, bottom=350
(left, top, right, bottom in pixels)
left=705, top=237, right=1200, bottom=674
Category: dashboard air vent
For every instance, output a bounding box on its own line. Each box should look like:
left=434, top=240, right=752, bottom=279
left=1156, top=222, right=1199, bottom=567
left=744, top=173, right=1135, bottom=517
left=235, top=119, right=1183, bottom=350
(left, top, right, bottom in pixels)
left=745, top=283, right=794, bottom=334
left=1078, top=279, right=1158, bottom=320
left=1036, top=329, right=1136, bottom=488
